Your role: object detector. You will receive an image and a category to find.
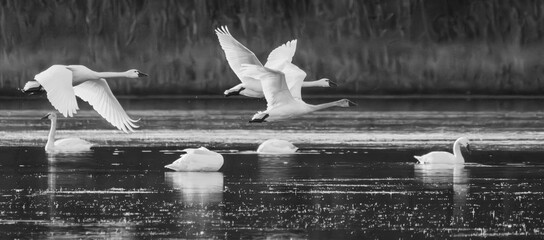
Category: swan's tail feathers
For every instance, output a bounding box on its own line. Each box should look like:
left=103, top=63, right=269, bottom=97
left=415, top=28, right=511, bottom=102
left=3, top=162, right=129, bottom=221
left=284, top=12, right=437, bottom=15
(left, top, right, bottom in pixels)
left=414, top=155, right=424, bottom=164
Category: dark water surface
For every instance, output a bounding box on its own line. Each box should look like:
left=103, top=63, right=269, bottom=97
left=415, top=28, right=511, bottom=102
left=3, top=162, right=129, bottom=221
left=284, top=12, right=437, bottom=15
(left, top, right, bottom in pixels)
left=1, top=147, right=544, bottom=239
left=2, top=96, right=544, bottom=239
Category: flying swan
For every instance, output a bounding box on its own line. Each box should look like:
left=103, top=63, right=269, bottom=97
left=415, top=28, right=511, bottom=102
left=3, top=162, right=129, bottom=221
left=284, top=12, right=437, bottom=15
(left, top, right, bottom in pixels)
left=41, top=112, right=93, bottom=152
left=21, top=65, right=147, bottom=133
left=240, top=64, right=356, bottom=122
left=414, top=137, right=471, bottom=164
left=215, top=26, right=336, bottom=98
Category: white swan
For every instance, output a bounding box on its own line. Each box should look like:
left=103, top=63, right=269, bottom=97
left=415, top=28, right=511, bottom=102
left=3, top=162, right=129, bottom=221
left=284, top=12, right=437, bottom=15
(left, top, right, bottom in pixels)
left=42, top=112, right=93, bottom=152
left=215, top=26, right=336, bottom=98
left=22, top=65, right=147, bottom=133
left=240, top=64, right=356, bottom=122
left=414, top=137, right=471, bottom=164
left=165, top=147, right=224, bottom=172
left=257, top=139, right=298, bottom=154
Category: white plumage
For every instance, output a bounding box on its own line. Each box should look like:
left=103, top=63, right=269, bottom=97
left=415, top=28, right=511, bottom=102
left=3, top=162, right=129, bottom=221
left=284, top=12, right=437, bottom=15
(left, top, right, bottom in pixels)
left=414, top=137, right=471, bottom=164
left=29, top=65, right=147, bottom=133
left=257, top=139, right=298, bottom=154
left=42, top=112, right=92, bottom=152
left=215, top=26, right=336, bottom=98
left=165, top=147, right=224, bottom=172
left=240, top=64, right=356, bottom=122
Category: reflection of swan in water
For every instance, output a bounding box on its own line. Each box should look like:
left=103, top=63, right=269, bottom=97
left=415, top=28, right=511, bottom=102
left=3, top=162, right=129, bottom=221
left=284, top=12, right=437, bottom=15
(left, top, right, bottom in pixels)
left=257, top=139, right=298, bottom=154
left=414, top=164, right=469, bottom=223
left=165, top=172, right=224, bottom=204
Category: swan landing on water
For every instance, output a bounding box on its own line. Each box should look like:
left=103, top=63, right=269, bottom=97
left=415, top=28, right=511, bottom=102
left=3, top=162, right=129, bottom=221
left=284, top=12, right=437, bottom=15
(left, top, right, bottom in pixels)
left=21, top=65, right=147, bottom=133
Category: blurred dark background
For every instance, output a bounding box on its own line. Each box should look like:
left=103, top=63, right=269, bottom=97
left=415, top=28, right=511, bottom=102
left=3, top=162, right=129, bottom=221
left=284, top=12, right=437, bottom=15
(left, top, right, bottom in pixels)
left=1, top=0, right=544, bottom=96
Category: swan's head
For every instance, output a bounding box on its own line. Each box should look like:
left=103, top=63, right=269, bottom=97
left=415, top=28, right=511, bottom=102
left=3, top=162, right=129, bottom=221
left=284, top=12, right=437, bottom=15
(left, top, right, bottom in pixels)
left=41, top=112, right=57, bottom=120
left=126, top=69, right=148, bottom=78
left=319, top=78, right=338, bottom=87
left=456, top=137, right=471, bottom=151
left=224, top=87, right=245, bottom=97
left=19, top=80, right=45, bottom=95
left=338, top=99, right=357, bottom=107
left=249, top=112, right=269, bottom=123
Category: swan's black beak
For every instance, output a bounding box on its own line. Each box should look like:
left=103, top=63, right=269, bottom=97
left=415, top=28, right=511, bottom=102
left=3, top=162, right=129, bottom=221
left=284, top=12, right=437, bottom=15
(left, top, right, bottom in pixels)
left=224, top=91, right=239, bottom=97
left=348, top=100, right=357, bottom=106
left=19, top=81, right=45, bottom=96
left=465, top=144, right=472, bottom=154
left=249, top=114, right=269, bottom=123
left=41, top=113, right=50, bottom=120
left=137, top=72, right=148, bottom=77
left=328, top=80, right=338, bottom=87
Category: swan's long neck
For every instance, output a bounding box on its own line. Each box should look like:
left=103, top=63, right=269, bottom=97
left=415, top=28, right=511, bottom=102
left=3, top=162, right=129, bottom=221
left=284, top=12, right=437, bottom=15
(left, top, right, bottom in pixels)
left=96, top=72, right=128, bottom=78
left=301, top=80, right=325, bottom=87
left=45, top=118, right=57, bottom=151
left=301, top=80, right=320, bottom=87
left=310, top=100, right=343, bottom=111
left=452, top=140, right=464, bottom=161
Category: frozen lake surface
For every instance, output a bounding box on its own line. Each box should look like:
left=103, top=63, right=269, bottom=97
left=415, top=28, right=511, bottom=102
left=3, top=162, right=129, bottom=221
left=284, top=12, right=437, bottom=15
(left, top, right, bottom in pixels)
left=1, top=96, right=544, bottom=239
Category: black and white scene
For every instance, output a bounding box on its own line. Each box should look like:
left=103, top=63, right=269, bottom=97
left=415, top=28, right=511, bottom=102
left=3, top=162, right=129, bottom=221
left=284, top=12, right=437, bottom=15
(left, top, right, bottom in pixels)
left=2, top=0, right=544, bottom=239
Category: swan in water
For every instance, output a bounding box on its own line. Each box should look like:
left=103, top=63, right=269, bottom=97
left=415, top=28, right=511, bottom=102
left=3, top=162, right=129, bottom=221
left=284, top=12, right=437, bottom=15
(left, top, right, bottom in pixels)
left=215, top=26, right=337, bottom=98
left=414, top=137, right=471, bottom=164
left=21, top=65, right=147, bottom=133
left=240, top=64, right=356, bottom=122
left=165, top=147, right=224, bottom=172
left=42, top=112, right=93, bottom=152
left=257, top=139, right=299, bottom=154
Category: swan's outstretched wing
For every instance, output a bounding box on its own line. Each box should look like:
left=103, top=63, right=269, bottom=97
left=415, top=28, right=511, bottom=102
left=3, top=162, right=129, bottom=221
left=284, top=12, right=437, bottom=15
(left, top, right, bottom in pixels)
left=264, top=39, right=297, bottom=70
left=240, top=64, right=295, bottom=109
left=215, top=26, right=262, bottom=88
left=73, top=79, right=139, bottom=133
left=282, top=63, right=307, bottom=100
left=34, top=65, right=79, bottom=117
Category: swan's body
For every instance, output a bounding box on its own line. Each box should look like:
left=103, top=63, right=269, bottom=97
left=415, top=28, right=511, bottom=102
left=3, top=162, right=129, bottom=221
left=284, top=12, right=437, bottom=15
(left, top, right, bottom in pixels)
left=22, top=65, right=147, bottom=132
left=240, top=64, right=356, bottom=122
left=414, top=137, right=471, bottom=164
left=257, top=139, right=298, bottom=154
left=215, top=26, right=336, bottom=98
left=42, top=112, right=92, bottom=152
left=165, top=147, right=224, bottom=172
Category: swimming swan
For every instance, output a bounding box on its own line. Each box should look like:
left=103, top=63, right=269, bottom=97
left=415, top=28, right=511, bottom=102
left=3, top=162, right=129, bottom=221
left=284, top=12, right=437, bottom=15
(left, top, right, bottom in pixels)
left=257, top=139, right=299, bottom=154
left=240, top=64, right=356, bottom=122
left=165, top=147, right=224, bottom=172
left=215, top=26, right=336, bottom=98
left=42, top=112, right=93, bottom=152
left=22, top=65, right=147, bottom=133
left=414, top=137, right=471, bottom=164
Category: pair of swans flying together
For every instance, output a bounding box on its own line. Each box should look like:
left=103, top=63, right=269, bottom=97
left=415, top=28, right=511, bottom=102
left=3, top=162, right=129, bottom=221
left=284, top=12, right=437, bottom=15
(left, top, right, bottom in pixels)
left=23, top=65, right=147, bottom=133
left=215, top=26, right=356, bottom=122
left=215, top=26, right=337, bottom=98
